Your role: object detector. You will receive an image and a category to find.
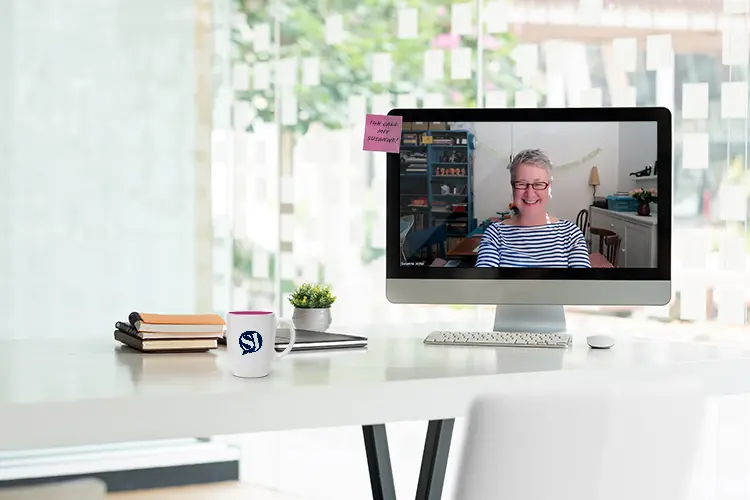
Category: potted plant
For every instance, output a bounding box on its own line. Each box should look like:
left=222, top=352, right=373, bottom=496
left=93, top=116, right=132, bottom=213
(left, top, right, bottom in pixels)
left=288, top=283, right=336, bottom=331
left=629, top=188, right=657, bottom=216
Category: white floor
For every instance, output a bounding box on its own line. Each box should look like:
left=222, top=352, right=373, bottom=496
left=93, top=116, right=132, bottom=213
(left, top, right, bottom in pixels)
left=222, top=395, right=750, bottom=500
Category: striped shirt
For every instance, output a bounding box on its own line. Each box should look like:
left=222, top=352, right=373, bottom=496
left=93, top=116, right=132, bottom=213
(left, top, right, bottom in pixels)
left=475, top=220, right=591, bottom=268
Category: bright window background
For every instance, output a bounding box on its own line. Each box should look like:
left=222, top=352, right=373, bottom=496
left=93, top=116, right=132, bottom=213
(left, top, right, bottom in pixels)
left=225, top=0, right=750, bottom=336
left=0, top=0, right=215, bottom=337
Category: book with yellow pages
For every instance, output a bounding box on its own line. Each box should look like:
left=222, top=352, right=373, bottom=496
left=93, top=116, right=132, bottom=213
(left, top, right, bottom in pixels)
left=116, top=321, right=223, bottom=340
left=128, top=312, right=225, bottom=334
left=114, top=329, right=217, bottom=353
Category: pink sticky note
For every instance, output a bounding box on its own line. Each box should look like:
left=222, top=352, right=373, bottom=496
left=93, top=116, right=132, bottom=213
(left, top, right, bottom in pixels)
left=363, top=114, right=402, bottom=153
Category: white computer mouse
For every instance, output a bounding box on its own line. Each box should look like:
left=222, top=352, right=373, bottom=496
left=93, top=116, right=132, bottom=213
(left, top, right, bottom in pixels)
left=586, top=334, right=615, bottom=349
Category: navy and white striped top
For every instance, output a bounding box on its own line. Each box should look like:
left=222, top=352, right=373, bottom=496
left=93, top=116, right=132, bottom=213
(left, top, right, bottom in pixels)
left=475, top=220, right=591, bottom=268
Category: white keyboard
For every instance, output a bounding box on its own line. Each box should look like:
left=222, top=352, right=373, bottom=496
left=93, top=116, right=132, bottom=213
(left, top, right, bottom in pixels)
left=424, top=330, right=573, bottom=348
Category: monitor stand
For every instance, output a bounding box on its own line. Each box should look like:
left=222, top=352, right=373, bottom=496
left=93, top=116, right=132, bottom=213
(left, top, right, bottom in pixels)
left=492, top=305, right=566, bottom=334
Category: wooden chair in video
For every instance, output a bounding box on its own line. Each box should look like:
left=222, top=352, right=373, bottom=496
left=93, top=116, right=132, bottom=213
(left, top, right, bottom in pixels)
left=589, top=226, right=617, bottom=254
left=575, top=208, right=589, bottom=236
left=603, top=234, right=621, bottom=267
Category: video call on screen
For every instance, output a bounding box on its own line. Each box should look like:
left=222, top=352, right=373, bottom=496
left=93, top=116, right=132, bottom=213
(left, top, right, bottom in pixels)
left=398, top=121, right=659, bottom=269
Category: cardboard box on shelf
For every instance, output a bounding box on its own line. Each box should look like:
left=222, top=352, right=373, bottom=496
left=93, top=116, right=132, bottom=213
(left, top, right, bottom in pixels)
left=429, top=122, right=447, bottom=130
left=411, top=122, right=428, bottom=131
left=402, top=122, right=412, bottom=131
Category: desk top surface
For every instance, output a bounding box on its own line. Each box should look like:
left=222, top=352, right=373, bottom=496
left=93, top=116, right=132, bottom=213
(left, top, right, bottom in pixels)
left=2, top=323, right=750, bottom=451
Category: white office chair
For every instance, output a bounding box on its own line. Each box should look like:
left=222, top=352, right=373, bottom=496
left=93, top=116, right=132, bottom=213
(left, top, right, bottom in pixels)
left=454, top=376, right=706, bottom=500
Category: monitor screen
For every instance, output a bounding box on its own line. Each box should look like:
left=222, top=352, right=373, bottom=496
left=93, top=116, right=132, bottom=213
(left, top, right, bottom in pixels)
left=398, top=120, right=660, bottom=270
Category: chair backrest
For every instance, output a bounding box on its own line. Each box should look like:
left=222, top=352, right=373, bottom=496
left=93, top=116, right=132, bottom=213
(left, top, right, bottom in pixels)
left=575, top=209, right=589, bottom=235
left=589, top=226, right=617, bottom=253
left=453, top=377, right=706, bottom=500
left=604, top=234, right=621, bottom=267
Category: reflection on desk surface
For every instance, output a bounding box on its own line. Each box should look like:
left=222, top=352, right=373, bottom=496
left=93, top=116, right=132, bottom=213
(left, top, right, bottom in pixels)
left=115, top=345, right=220, bottom=380
left=388, top=344, right=565, bottom=381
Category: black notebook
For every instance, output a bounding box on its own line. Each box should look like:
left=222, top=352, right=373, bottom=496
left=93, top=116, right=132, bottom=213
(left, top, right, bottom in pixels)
left=275, top=329, right=368, bottom=352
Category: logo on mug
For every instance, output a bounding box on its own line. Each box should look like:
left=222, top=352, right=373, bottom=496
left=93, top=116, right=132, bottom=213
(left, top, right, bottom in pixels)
left=239, top=331, right=263, bottom=355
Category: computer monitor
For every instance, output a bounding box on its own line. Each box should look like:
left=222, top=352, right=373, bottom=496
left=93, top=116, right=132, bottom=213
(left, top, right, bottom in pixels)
left=386, top=108, right=672, bottom=333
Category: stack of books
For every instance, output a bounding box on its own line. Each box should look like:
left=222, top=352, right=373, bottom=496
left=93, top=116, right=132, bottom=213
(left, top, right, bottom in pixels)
left=114, top=312, right=225, bottom=353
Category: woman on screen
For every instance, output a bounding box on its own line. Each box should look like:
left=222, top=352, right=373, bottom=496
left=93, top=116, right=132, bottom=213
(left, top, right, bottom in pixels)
left=475, top=149, right=591, bottom=268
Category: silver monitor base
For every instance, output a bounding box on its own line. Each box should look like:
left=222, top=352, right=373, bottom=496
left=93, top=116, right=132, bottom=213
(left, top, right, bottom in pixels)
left=492, top=305, right=566, bottom=334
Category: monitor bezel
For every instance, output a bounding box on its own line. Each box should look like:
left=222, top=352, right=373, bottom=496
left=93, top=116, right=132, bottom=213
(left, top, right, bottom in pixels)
left=385, top=107, right=672, bottom=282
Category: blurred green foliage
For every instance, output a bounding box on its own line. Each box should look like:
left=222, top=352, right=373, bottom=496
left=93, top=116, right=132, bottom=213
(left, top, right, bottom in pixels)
left=233, top=0, right=522, bottom=134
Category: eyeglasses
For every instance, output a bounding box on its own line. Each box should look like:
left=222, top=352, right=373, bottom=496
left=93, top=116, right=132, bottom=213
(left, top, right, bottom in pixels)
left=512, top=181, right=549, bottom=190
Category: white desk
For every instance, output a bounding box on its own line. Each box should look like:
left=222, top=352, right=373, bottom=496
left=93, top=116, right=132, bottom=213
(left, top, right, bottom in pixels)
left=2, top=324, right=750, bottom=500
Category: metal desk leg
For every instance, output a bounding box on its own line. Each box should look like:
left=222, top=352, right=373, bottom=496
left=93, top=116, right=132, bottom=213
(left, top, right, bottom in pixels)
left=362, top=419, right=455, bottom=500
left=362, top=424, right=397, bottom=500
left=415, top=419, right=455, bottom=500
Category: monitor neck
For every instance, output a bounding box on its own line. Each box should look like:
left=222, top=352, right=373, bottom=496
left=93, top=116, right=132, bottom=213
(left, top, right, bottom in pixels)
left=493, top=305, right=566, bottom=333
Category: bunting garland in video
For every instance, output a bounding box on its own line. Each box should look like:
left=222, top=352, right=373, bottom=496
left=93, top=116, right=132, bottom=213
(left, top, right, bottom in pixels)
left=554, top=147, right=603, bottom=170
left=475, top=140, right=603, bottom=171
left=452, top=122, right=605, bottom=171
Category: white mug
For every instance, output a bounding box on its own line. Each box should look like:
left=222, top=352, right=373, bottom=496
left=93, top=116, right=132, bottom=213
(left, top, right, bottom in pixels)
left=226, top=311, right=296, bottom=378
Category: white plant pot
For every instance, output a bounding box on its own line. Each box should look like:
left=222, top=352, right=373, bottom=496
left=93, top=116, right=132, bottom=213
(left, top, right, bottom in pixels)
left=292, top=307, right=332, bottom=332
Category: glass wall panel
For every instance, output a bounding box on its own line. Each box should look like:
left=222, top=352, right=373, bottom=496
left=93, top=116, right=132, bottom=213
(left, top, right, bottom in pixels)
left=1, top=0, right=215, bottom=337
left=227, top=0, right=749, bottom=336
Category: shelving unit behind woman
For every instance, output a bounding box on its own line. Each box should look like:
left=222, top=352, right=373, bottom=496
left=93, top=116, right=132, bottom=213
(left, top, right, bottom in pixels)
left=398, top=123, right=476, bottom=261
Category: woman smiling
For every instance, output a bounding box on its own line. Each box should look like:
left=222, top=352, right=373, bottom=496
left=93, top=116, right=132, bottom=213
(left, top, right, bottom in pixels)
left=475, top=149, right=591, bottom=268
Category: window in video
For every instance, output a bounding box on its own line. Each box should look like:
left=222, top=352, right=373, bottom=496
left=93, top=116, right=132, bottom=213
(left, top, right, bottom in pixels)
left=398, top=121, right=658, bottom=268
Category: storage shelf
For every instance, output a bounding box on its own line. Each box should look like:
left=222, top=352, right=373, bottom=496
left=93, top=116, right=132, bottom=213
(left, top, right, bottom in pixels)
left=399, top=127, right=475, bottom=238
left=633, top=175, right=657, bottom=181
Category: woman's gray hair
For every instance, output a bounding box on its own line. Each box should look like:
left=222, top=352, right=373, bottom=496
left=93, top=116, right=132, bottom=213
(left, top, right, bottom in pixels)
left=507, top=149, right=553, bottom=181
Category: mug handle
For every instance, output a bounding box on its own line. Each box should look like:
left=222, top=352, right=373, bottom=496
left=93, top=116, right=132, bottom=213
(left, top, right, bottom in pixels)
left=275, top=318, right=296, bottom=359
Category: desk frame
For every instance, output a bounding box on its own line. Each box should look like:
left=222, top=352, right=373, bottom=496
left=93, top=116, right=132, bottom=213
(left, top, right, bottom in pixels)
left=363, top=419, right=455, bottom=500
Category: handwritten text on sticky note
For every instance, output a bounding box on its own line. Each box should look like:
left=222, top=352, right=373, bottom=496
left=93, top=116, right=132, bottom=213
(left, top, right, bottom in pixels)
left=363, top=114, right=402, bottom=153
